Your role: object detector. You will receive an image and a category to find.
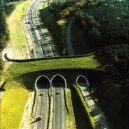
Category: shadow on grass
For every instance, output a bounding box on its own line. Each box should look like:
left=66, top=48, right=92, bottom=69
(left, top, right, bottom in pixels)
left=70, top=85, right=92, bottom=129
left=39, top=7, right=67, bottom=55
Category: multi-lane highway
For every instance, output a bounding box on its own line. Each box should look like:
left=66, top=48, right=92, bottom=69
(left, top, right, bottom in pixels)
left=33, top=87, right=49, bottom=129
left=23, top=0, right=66, bottom=129
left=34, top=76, right=66, bottom=129
left=24, top=0, right=58, bottom=58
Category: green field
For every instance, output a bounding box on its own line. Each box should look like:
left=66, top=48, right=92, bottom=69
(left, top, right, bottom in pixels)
left=1, top=1, right=31, bottom=129
left=1, top=81, right=28, bottom=129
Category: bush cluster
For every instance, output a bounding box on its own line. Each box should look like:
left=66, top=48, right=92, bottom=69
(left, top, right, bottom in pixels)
left=58, top=0, right=88, bottom=18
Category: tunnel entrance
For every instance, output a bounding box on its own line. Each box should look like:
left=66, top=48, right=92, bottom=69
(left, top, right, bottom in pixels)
left=76, top=75, right=89, bottom=87
left=51, top=74, right=67, bottom=88
left=35, top=75, right=51, bottom=89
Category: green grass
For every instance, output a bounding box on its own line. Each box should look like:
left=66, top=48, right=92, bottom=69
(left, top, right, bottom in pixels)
left=1, top=81, right=29, bottom=129
left=3, top=53, right=100, bottom=80
left=66, top=89, right=76, bottom=129
left=7, top=0, right=31, bottom=58
left=0, top=1, right=31, bottom=129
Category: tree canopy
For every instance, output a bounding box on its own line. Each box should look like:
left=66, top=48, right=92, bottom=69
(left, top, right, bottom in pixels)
left=0, top=11, right=9, bottom=52
left=75, top=0, right=129, bottom=46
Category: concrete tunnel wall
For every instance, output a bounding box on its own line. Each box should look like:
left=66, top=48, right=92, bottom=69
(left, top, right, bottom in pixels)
left=51, top=74, right=67, bottom=88
left=35, top=75, right=51, bottom=89
left=76, top=75, right=90, bottom=87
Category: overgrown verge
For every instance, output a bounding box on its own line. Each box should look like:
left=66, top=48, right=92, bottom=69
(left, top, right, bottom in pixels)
left=7, top=0, right=31, bottom=59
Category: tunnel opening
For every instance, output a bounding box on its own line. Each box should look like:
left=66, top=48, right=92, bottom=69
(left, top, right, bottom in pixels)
left=76, top=75, right=89, bottom=87
left=51, top=74, right=67, bottom=88
left=35, top=75, right=51, bottom=89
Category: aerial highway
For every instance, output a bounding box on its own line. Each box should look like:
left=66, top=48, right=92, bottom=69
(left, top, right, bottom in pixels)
left=24, top=0, right=58, bottom=58
left=33, top=79, right=50, bottom=129
left=53, top=87, right=66, bottom=129
left=23, top=1, right=66, bottom=129
left=51, top=75, right=66, bottom=129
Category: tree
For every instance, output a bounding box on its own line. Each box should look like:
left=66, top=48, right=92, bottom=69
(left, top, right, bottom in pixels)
left=75, top=0, right=129, bottom=47
left=0, top=11, right=9, bottom=52
left=0, top=8, right=9, bottom=71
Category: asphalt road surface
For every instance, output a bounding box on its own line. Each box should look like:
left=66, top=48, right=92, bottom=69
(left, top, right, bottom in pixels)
left=24, top=0, right=58, bottom=58
left=32, top=85, right=49, bottom=129
left=53, top=87, right=66, bottom=129
left=24, top=0, right=66, bottom=129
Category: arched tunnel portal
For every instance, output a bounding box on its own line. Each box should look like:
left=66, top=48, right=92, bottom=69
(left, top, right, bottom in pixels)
left=51, top=74, right=67, bottom=88
left=35, top=75, right=51, bottom=89
left=76, top=75, right=89, bottom=87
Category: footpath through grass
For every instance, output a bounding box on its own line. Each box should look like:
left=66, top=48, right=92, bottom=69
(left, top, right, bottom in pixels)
left=7, top=0, right=31, bottom=59
left=1, top=81, right=28, bottom=129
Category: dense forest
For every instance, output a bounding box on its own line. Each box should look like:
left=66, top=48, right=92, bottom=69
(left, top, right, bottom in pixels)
left=74, top=0, right=129, bottom=60
left=45, top=0, right=129, bottom=62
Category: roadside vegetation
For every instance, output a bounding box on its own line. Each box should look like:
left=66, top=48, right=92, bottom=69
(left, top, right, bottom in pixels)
left=1, top=80, right=28, bottom=129
left=40, top=2, right=68, bottom=55
left=70, top=85, right=93, bottom=129
left=66, top=89, right=76, bottom=129
left=3, top=53, right=100, bottom=80
left=1, top=1, right=32, bottom=129
left=7, top=0, right=31, bottom=59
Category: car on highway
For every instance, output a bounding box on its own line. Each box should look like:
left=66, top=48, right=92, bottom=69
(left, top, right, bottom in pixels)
left=56, top=91, right=60, bottom=95
left=39, top=93, right=44, bottom=96
left=36, top=116, right=42, bottom=121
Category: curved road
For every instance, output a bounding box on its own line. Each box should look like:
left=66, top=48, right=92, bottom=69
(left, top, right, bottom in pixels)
left=24, top=0, right=66, bottom=129
left=24, top=0, right=58, bottom=58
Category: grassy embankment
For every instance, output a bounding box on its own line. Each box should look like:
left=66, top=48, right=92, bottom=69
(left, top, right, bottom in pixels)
left=7, top=0, right=31, bottom=59
left=3, top=53, right=100, bottom=80
left=1, top=81, right=28, bottom=129
left=66, top=89, right=76, bottom=129
left=73, top=85, right=96, bottom=128
left=1, top=1, right=31, bottom=129
left=40, top=1, right=68, bottom=55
